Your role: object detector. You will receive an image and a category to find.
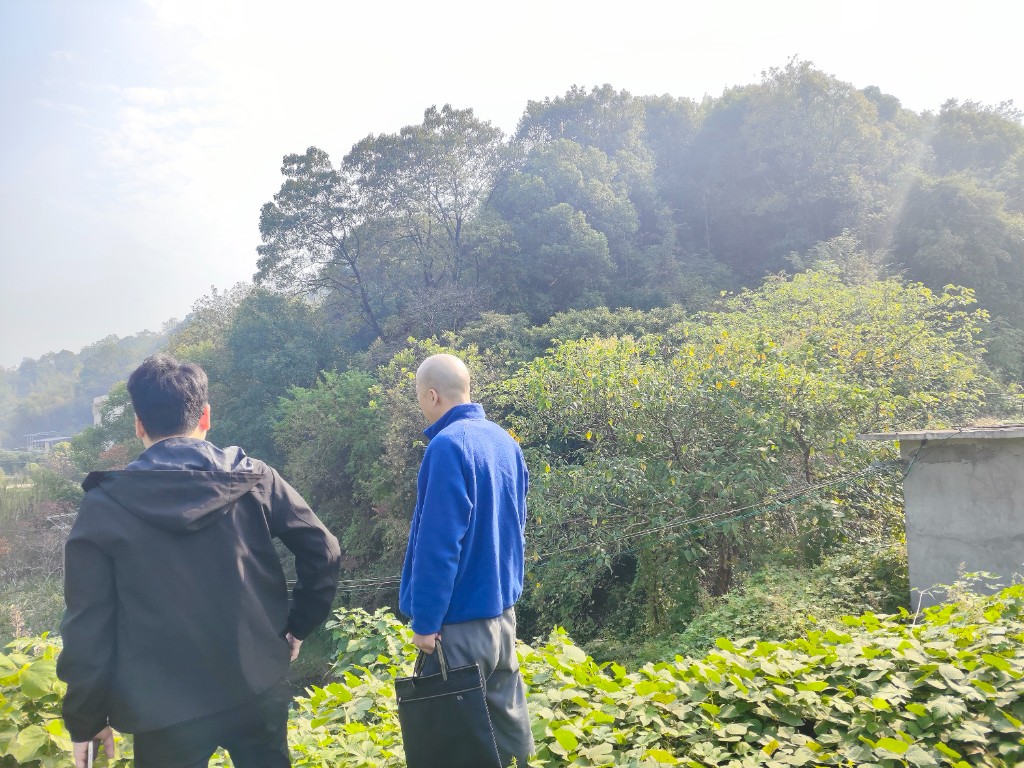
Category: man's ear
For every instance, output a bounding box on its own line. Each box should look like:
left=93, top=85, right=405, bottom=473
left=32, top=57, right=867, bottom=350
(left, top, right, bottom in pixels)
left=198, top=403, right=211, bottom=431
left=135, top=415, right=146, bottom=440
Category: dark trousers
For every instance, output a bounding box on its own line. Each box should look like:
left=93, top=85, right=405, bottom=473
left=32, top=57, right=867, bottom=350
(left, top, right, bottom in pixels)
left=133, top=684, right=291, bottom=768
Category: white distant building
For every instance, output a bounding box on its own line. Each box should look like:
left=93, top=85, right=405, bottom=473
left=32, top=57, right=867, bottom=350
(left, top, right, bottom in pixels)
left=92, top=395, right=109, bottom=425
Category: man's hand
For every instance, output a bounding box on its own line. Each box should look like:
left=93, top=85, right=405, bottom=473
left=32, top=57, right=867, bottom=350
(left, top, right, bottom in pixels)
left=286, top=632, right=302, bottom=661
left=412, top=632, right=439, bottom=654
left=72, top=727, right=115, bottom=768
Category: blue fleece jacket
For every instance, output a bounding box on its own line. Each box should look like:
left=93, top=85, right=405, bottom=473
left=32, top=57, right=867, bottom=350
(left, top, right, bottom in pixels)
left=399, top=403, right=528, bottom=635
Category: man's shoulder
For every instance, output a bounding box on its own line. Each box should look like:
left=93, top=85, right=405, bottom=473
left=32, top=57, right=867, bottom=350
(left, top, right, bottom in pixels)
left=434, top=417, right=522, bottom=458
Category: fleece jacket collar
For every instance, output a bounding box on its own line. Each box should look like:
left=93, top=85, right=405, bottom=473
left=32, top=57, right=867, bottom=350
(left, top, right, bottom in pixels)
left=423, top=403, right=486, bottom=441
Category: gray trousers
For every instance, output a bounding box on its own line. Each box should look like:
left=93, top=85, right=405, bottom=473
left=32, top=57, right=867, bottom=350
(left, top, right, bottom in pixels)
left=419, top=608, right=534, bottom=767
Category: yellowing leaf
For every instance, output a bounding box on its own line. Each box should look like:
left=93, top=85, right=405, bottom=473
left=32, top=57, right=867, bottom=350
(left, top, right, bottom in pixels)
left=552, top=727, right=579, bottom=752
left=642, top=749, right=679, bottom=764
left=874, top=736, right=909, bottom=754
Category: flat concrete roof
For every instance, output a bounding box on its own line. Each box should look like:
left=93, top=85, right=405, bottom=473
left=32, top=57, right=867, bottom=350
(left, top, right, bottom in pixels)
left=859, top=425, right=1024, bottom=441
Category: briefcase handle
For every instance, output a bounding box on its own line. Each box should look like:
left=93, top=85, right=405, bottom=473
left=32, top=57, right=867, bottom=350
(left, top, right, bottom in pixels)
left=412, top=635, right=448, bottom=681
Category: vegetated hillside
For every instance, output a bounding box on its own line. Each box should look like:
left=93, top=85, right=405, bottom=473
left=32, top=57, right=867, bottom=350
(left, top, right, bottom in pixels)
left=10, top=59, right=1024, bottom=450
left=0, top=328, right=172, bottom=449
left=3, top=583, right=1023, bottom=766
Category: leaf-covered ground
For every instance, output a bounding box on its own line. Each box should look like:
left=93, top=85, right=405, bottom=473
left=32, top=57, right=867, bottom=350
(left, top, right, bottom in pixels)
left=3, top=584, right=1023, bottom=767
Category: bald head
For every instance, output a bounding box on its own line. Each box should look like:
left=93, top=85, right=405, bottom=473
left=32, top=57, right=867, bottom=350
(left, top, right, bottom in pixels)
left=416, top=354, right=471, bottom=424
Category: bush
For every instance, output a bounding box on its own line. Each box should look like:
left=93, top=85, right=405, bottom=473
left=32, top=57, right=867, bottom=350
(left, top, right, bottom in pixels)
left=0, top=579, right=65, bottom=648
left=671, top=538, right=909, bottom=659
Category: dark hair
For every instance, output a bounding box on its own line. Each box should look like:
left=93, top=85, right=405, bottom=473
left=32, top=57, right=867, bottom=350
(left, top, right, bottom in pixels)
left=127, top=353, right=209, bottom=440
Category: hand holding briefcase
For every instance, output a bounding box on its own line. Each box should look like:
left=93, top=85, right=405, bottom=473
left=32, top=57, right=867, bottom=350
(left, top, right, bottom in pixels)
left=395, top=636, right=503, bottom=768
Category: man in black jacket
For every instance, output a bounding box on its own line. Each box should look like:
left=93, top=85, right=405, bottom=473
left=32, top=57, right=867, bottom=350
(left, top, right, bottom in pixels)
left=57, top=353, right=341, bottom=768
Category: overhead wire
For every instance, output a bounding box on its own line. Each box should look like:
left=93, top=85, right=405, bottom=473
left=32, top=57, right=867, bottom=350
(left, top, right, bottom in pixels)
left=284, top=459, right=900, bottom=592
left=0, top=428, right=963, bottom=596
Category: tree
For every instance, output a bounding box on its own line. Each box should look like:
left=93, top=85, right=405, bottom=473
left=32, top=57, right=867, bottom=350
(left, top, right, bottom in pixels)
left=516, top=85, right=647, bottom=158
left=894, top=174, right=1024, bottom=326
left=486, top=139, right=638, bottom=319
left=675, top=60, right=901, bottom=280
left=343, top=105, right=508, bottom=337
left=931, top=99, right=1024, bottom=181
left=256, top=147, right=388, bottom=345
left=498, top=272, right=997, bottom=640
left=212, top=290, right=342, bottom=463
left=273, top=370, right=383, bottom=567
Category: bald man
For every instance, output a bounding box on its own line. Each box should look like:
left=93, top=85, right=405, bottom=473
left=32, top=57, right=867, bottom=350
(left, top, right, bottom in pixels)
left=398, top=354, right=534, bottom=766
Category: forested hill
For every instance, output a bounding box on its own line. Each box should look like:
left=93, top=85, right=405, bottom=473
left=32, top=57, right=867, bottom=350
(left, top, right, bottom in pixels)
left=5, top=59, right=1024, bottom=446
left=0, top=329, right=171, bottom=448
left=251, top=60, right=1024, bottom=360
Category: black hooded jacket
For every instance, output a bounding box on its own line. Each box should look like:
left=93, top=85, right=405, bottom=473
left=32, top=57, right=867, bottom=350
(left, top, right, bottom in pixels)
left=56, top=438, right=341, bottom=741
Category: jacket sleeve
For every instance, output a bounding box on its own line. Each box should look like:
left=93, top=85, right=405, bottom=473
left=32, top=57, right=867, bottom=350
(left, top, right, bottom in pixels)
left=266, top=470, right=341, bottom=639
left=56, top=516, right=117, bottom=742
left=406, top=436, right=473, bottom=635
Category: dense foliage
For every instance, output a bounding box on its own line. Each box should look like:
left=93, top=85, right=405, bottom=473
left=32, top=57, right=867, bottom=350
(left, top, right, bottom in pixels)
left=257, top=271, right=1002, bottom=647
left=3, top=584, right=1023, bottom=767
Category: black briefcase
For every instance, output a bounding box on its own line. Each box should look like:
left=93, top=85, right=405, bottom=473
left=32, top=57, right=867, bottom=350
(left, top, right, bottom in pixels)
left=395, top=637, right=503, bottom=768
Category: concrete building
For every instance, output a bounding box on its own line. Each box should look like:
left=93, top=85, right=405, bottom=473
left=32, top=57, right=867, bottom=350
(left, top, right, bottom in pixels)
left=861, top=426, right=1024, bottom=608
left=25, top=431, right=73, bottom=453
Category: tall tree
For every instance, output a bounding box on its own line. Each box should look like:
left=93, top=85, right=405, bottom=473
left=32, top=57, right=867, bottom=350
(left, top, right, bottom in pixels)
left=931, top=99, right=1024, bottom=181
left=343, top=105, right=508, bottom=336
left=676, top=60, right=899, bottom=280
left=894, top=174, right=1024, bottom=328
left=516, top=84, right=647, bottom=158
left=256, top=147, right=389, bottom=345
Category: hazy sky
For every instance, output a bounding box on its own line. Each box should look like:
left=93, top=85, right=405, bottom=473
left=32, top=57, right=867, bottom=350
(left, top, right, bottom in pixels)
left=1, top=0, right=1022, bottom=368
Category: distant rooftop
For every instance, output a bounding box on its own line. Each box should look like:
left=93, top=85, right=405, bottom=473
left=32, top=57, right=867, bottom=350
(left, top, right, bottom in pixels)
left=859, top=424, right=1024, bottom=442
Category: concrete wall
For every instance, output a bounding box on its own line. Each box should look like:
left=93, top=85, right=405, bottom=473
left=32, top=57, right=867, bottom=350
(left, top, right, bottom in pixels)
left=901, top=436, right=1024, bottom=607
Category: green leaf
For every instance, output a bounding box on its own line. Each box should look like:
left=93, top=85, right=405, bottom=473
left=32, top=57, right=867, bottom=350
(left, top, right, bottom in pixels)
left=970, top=678, right=996, bottom=694
left=981, top=653, right=1013, bottom=672
left=8, top=725, right=49, bottom=763
left=934, top=742, right=962, bottom=759
left=937, top=664, right=964, bottom=682
left=20, top=660, right=58, bottom=698
left=928, top=695, right=967, bottom=719
left=903, top=744, right=939, bottom=766
left=949, top=720, right=991, bottom=743
left=796, top=680, right=828, bottom=692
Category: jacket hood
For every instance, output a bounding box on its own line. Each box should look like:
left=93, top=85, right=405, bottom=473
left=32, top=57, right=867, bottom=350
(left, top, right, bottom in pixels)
left=82, top=438, right=267, bottom=534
